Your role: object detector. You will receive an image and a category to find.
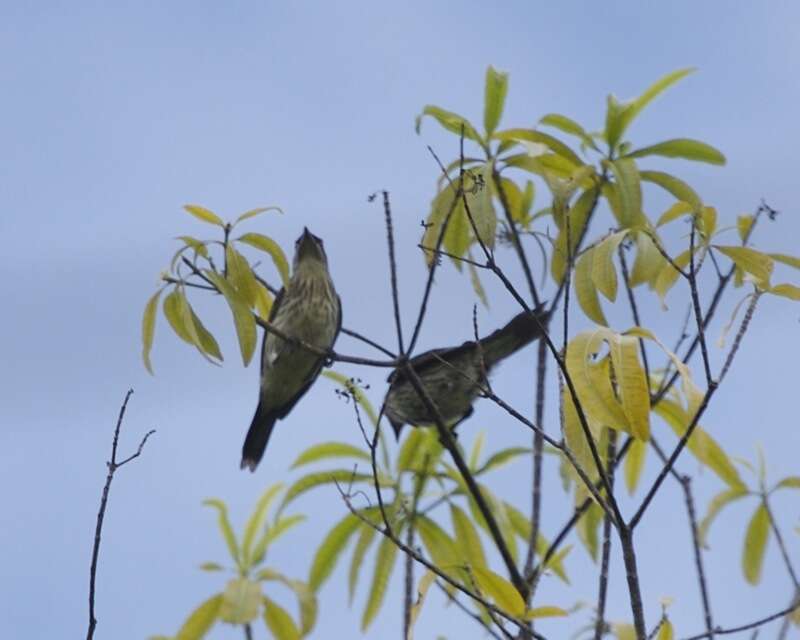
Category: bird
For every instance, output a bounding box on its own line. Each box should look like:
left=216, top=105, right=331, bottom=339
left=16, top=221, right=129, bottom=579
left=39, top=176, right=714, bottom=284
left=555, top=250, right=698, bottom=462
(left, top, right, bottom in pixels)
left=383, top=307, right=549, bottom=438
left=241, top=227, right=342, bottom=471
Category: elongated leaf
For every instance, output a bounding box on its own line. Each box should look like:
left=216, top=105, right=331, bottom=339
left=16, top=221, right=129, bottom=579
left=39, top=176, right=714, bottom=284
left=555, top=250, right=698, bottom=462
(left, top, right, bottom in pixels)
left=254, top=514, right=307, bottom=563
left=198, top=562, right=225, bottom=572
left=416, top=515, right=460, bottom=575
left=203, top=499, right=240, bottom=566
left=254, top=281, right=274, bottom=321
left=235, top=206, right=283, bottom=224
left=291, top=442, right=370, bottom=469
left=281, top=470, right=378, bottom=512
left=242, top=484, right=284, bottom=567
left=142, top=289, right=163, bottom=374
left=494, top=128, right=582, bottom=167
left=656, top=201, right=694, bottom=227
left=237, top=232, right=291, bottom=287
left=775, top=476, right=800, bottom=491
left=714, top=246, right=773, bottom=288
left=348, top=523, right=377, bottom=603
left=551, top=186, right=598, bottom=283
left=604, top=94, right=627, bottom=151
left=187, top=304, right=223, bottom=362
left=575, top=248, right=608, bottom=326
left=361, top=526, right=402, bottom=630
left=176, top=235, right=209, bottom=260
left=770, top=253, right=800, bottom=270
left=396, top=429, right=428, bottom=472
left=627, top=138, right=725, bottom=165
left=407, top=571, right=436, bottom=640
left=483, top=65, right=508, bottom=136
left=653, top=249, right=691, bottom=308
left=540, top=113, right=597, bottom=150
left=263, top=595, right=300, bottom=640
left=451, top=504, right=487, bottom=569
left=469, top=432, right=486, bottom=471
left=163, top=288, right=194, bottom=345
left=257, top=572, right=316, bottom=635
left=608, top=332, right=650, bottom=440
left=619, top=68, right=695, bottom=137
left=657, top=619, right=675, bottom=640
left=203, top=270, right=257, bottom=366
left=219, top=578, right=261, bottom=624
left=184, top=204, right=224, bottom=227
left=465, top=163, right=496, bottom=250
left=415, top=105, right=482, bottom=144
left=524, top=606, right=568, bottom=619
left=629, top=230, right=666, bottom=287
left=471, top=566, right=525, bottom=616
left=737, top=214, right=755, bottom=242
left=577, top=499, right=603, bottom=561
left=624, top=437, right=647, bottom=495
left=770, top=283, right=800, bottom=300
left=175, top=593, right=223, bottom=640
left=226, top=245, right=258, bottom=307
left=639, top=170, right=703, bottom=213
left=592, top=231, right=627, bottom=301
left=698, top=487, right=748, bottom=546
left=308, top=512, right=362, bottom=591
left=608, top=158, right=642, bottom=227
left=613, top=623, right=637, bottom=640
left=742, top=503, right=770, bottom=585
left=475, top=447, right=532, bottom=475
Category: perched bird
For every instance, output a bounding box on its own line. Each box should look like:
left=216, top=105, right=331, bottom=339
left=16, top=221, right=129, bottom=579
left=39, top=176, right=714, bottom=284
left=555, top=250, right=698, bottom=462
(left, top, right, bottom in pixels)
left=241, top=228, right=341, bottom=471
left=384, top=308, right=549, bottom=438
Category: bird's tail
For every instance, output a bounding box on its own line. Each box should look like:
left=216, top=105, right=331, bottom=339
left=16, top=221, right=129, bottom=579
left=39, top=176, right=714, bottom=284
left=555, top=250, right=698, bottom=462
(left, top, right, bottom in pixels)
left=479, top=307, right=549, bottom=367
left=241, top=401, right=278, bottom=472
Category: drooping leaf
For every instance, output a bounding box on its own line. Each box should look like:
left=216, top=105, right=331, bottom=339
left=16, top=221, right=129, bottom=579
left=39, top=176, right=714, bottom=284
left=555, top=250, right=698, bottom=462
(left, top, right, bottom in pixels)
left=629, top=230, right=666, bottom=287
left=226, top=245, right=259, bottom=308
left=653, top=249, right=691, bottom=309
left=656, top=201, right=694, bottom=228
left=415, top=105, right=483, bottom=144
left=576, top=497, right=603, bottom=561
left=290, top=442, right=370, bottom=469
left=592, top=231, right=628, bottom=301
left=184, top=204, right=224, bottom=227
left=465, top=163, right=497, bottom=250
left=257, top=571, right=317, bottom=636
left=742, top=503, right=770, bottom=585
left=483, top=65, right=508, bottom=136
left=203, top=499, right=240, bottom=566
left=237, top=232, right=291, bottom=287
left=607, top=158, right=642, bottom=227
left=142, top=289, right=163, bottom=374
left=714, top=246, right=773, bottom=288
left=263, top=595, right=301, bottom=640
left=416, top=515, right=460, bottom=577
left=407, top=571, right=436, bottom=640
left=539, top=113, right=597, bottom=150
left=174, top=593, right=223, bottom=640
left=575, top=247, right=608, bottom=326
left=348, top=522, right=377, bottom=603
left=551, top=187, right=598, bottom=284
left=639, top=170, right=703, bottom=213
left=308, top=512, right=362, bottom=591
left=627, top=138, right=725, bottom=165
left=471, top=566, right=526, bottom=616
left=607, top=332, right=650, bottom=440
left=657, top=619, right=675, bottom=640
left=698, top=487, right=749, bottom=546
left=475, top=447, right=532, bottom=475
left=493, top=128, right=583, bottom=167
left=450, top=504, right=487, bottom=569
left=624, top=437, right=647, bottom=495
left=361, top=525, right=402, bottom=630
left=281, top=470, right=380, bottom=512
left=203, top=270, right=257, bottom=366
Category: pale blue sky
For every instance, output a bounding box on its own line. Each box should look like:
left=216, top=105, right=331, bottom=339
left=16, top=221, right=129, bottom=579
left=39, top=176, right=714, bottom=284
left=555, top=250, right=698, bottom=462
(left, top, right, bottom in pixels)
left=2, top=2, right=799, bottom=639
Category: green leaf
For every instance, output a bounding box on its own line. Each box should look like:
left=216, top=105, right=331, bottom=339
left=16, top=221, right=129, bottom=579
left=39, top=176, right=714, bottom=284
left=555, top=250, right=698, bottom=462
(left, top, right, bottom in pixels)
left=775, top=476, right=800, bottom=491
left=254, top=281, right=274, bottom=321
left=416, top=515, right=460, bottom=575
left=653, top=249, right=691, bottom=309
left=469, top=432, right=486, bottom=471
left=769, top=283, right=800, bottom=301
left=468, top=257, right=489, bottom=308
left=290, top=442, right=370, bottom=469
left=737, top=214, right=755, bottom=242
left=539, top=113, right=597, bottom=150
left=174, top=593, right=222, bottom=640
left=575, top=247, right=608, bottom=326
left=203, top=270, right=257, bottom=366
left=361, top=526, right=402, bottom=630
left=186, top=301, right=223, bottom=362
left=629, top=230, right=666, bottom=287
left=656, top=201, right=694, bottom=227
left=415, top=105, right=483, bottom=144
left=219, top=578, right=261, bottom=624
left=770, top=253, right=800, bottom=270
left=308, top=512, right=362, bottom=591
left=624, top=437, right=647, bottom=495
left=742, top=503, right=770, bottom=585
left=627, top=138, right=725, bottom=165
left=592, top=231, right=628, bottom=301
left=524, top=606, right=568, bottom=619
left=451, top=504, right=487, bottom=569
left=184, top=204, right=224, bottom=227
left=619, top=68, right=695, bottom=139
left=607, top=332, right=651, bottom=440
left=613, top=623, right=637, bottom=640
left=203, top=499, right=240, bottom=566
left=226, top=245, right=259, bottom=307
left=607, top=158, right=642, bottom=227
left=577, top=500, right=603, bottom=561
left=163, top=288, right=194, bottom=345
left=142, top=289, right=163, bottom=374
left=258, top=514, right=307, bottom=555
left=714, top=246, right=773, bottom=288
left=263, top=595, right=300, bottom=640
left=176, top=235, right=209, bottom=261
left=407, top=571, right=436, bottom=639
left=281, top=470, right=379, bottom=512
left=396, top=429, right=428, bottom=472
left=483, top=65, right=508, bottom=136
left=494, top=128, right=583, bottom=168
left=475, top=447, right=532, bottom=475
left=198, top=562, right=225, bottom=572
left=604, top=94, right=627, bottom=151
left=236, top=232, right=291, bottom=288
left=639, top=170, right=703, bottom=213
left=242, top=484, right=284, bottom=567
left=235, top=206, right=283, bottom=224
left=471, top=566, right=526, bottom=616
left=657, top=619, right=675, bottom=640
left=257, top=572, right=317, bottom=636
left=551, top=187, right=598, bottom=284
left=348, top=523, right=377, bottom=604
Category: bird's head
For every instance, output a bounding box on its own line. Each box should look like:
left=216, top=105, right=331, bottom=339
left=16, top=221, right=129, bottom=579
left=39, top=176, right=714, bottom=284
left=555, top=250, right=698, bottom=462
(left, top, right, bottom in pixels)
left=293, top=227, right=329, bottom=272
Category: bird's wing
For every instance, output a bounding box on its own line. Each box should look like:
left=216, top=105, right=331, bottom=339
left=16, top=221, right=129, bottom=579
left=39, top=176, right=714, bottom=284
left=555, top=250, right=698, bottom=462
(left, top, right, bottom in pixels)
left=262, top=287, right=286, bottom=368
left=387, top=339, right=477, bottom=385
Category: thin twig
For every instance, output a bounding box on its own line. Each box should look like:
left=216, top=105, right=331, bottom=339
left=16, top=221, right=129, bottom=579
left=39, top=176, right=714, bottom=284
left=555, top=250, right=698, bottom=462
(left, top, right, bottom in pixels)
left=87, top=390, right=155, bottom=640
left=436, top=582, right=505, bottom=640
left=679, top=603, right=799, bottom=640
left=681, top=475, right=715, bottom=638
left=380, top=190, right=406, bottom=355
left=593, top=432, right=617, bottom=640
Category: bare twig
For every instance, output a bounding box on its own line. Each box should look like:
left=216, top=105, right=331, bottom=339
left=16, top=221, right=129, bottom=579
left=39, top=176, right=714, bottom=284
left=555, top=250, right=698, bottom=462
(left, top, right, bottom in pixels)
left=87, top=390, right=155, bottom=640
left=679, top=602, right=799, bottom=640
left=380, top=190, right=406, bottom=355
left=593, top=432, right=617, bottom=640
left=681, top=475, right=715, bottom=638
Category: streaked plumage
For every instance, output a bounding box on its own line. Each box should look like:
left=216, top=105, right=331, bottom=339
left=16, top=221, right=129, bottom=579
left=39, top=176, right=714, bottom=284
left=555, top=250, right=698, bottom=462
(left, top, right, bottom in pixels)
left=241, top=228, right=341, bottom=471
left=384, top=308, right=549, bottom=438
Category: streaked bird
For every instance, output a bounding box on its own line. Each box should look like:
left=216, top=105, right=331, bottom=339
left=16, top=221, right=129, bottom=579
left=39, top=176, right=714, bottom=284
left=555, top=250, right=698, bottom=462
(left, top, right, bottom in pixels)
left=241, top=228, right=341, bottom=471
left=384, top=308, right=549, bottom=438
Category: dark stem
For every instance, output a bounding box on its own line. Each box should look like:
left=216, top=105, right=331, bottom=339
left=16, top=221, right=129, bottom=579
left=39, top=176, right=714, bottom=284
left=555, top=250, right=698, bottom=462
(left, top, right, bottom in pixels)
left=402, top=523, right=414, bottom=640
left=381, top=190, right=406, bottom=355
left=680, top=602, right=800, bottom=640
left=619, top=527, right=647, bottom=639
left=594, top=431, right=617, bottom=640
left=763, top=495, right=800, bottom=590
left=681, top=475, right=715, bottom=638
left=244, top=623, right=253, bottom=640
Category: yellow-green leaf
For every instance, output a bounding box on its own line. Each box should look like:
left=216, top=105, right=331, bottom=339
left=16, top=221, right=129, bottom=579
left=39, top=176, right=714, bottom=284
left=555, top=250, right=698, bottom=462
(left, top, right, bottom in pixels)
left=742, top=503, right=770, bottom=585
left=540, top=112, right=597, bottom=150
left=494, top=128, right=583, bottom=168
left=466, top=163, right=496, bottom=250
left=627, top=138, right=725, bottom=165
left=698, top=487, right=748, bottom=546
left=613, top=622, right=637, bottom=640
left=281, top=470, right=378, bottom=513
left=657, top=619, right=675, bottom=640
left=242, top=484, right=284, bottom=566
left=608, top=332, right=650, bottom=440
left=653, top=249, right=691, bottom=309
left=450, top=504, right=487, bottom=569
left=361, top=528, right=402, bottom=630
left=624, top=438, right=647, bottom=495
left=176, top=235, right=209, bottom=259
left=524, top=606, right=568, bottom=619
left=620, top=68, right=695, bottom=137
left=291, top=442, right=370, bottom=468
left=142, top=289, right=163, bottom=374
left=187, top=304, right=223, bottom=362
left=592, top=231, right=627, bottom=301
left=203, top=270, right=257, bottom=366
left=714, top=246, right=773, bottom=288
left=415, top=105, right=482, bottom=144
left=639, top=170, right=703, bottom=213
left=468, top=259, right=489, bottom=308
left=184, top=204, right=224, bottom=227
left=770, top=253, right=800, bottom=270
left=263, top=595, right=300, bottom=640
left=608, top=158, right=642, bottom=227
left=407, top=571, right=436, bottom=640
left=219, top=578, right=261, bottom=624
left=471, top=566, right=526, bottom=616
left=226, top=245, right=259, bottom=307
left=577, top=499, right=603, bottom=561
left=308, top=512, right=362, bottom=591
left=483, top=65, right=508, bottom=136
left=656, top=201, right=694, bottom=227
left=235, top=206, right=283, bottom=224
left=551, top=187, right=598, bottom=284
left=737, top=214, right=755, bottom=242
left=416, top=516, right=460, bottom=575
left=203, top=499, right=240, bottom=565
left=629, top=229, right=666, bottom=287
left=175, top=593, right=222, bottom=640
left=769, top=283, right=800, bottom=301
left=254, top=281, right=274, bottom=321
left=575, top=248, right=608, bottom=326
left=348, top=523, right=377, bottom=603
left=322, top=371, right=380, bottom=427
left=237, top=232, right=291, bottom=288
left=775, top=476, right=800, bottom=491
